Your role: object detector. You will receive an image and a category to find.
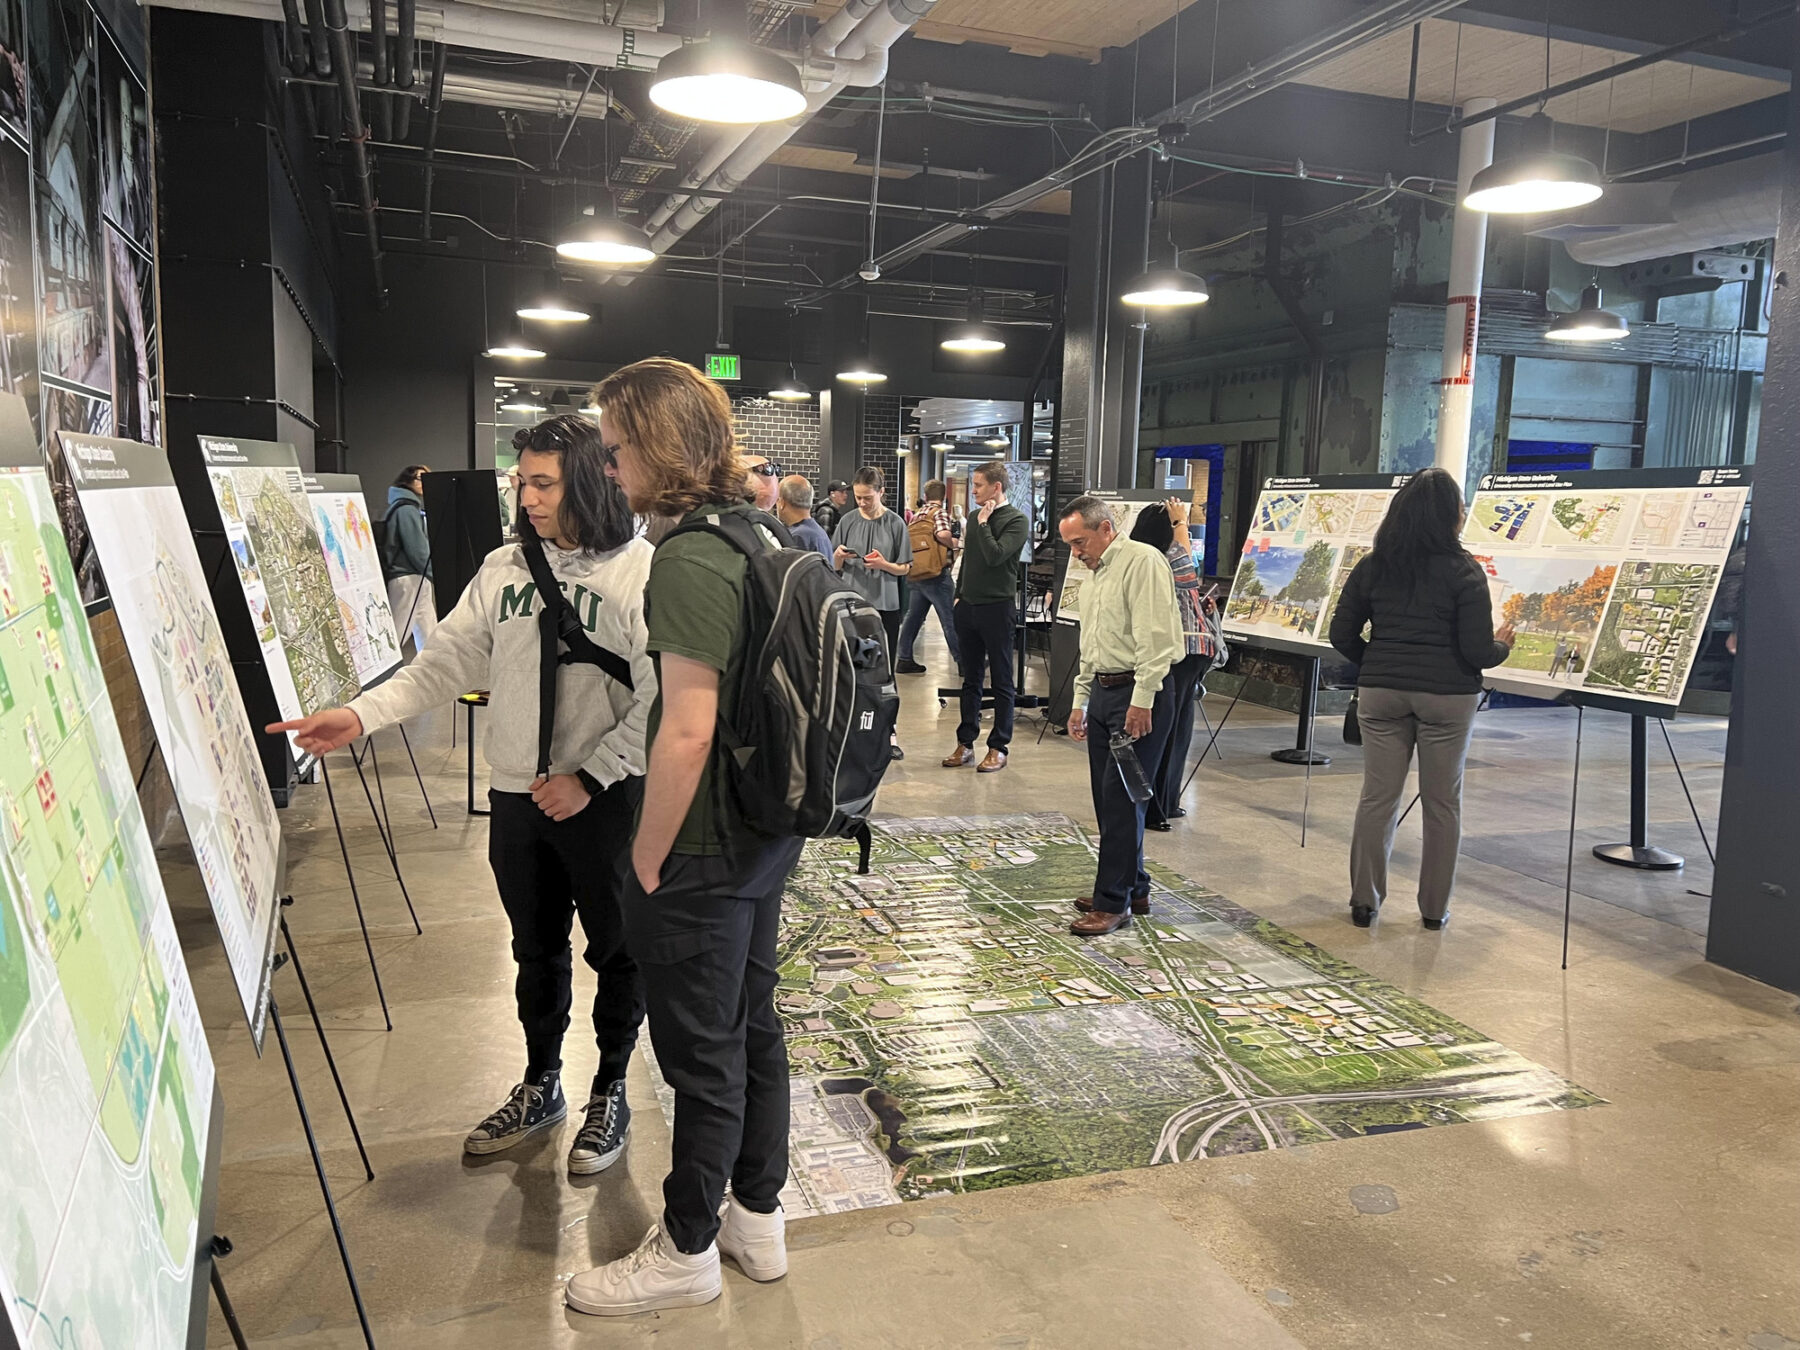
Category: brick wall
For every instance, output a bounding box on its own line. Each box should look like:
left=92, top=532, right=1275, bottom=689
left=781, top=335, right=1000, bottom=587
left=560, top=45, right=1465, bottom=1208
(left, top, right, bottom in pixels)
left=857, top=392, right=903, bottom=500
left=732, top=397, right=822, bottom=487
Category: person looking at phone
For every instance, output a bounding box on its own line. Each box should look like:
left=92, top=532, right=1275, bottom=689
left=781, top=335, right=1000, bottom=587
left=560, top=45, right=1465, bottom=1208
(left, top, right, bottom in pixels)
left=831, top=465, right=911, bottom=761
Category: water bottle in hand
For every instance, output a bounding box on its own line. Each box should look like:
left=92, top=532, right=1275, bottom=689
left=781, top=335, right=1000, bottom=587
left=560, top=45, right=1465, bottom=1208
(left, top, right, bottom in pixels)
left=1109, top=731, right=1155, bottom=804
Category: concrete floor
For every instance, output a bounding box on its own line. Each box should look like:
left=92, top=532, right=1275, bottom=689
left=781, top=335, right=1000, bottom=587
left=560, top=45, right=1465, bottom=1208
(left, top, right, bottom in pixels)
left=170, top=637, right=1800, bottom=1349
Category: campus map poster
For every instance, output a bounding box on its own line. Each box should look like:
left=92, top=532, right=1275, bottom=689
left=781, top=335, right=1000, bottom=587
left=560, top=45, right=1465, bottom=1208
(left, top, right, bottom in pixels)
left=198, top=435, right=359, bottom=721
left=1222, top=475, right=1408, bottom=656
left=65, top=433, right=282, bottom=1046
left=0, top=397, right=215, bottom=1349
left=306, top=473, right=403, bottom=688
left=1054, top=490, right=1161, bottom=624
left=1463, top=466, right=1749, bottom=709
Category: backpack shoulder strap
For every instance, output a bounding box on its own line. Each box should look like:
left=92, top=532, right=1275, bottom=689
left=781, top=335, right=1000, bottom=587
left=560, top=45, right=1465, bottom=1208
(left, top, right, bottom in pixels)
left=519, top=533, right=636, bottom=779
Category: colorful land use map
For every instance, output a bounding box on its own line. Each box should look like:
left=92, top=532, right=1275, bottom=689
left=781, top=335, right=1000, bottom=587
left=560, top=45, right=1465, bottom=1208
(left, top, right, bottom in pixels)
left=200, top=436, right=358, bottom=722
left=66, top=435, right=282, bottom=1044
left=1463, top=469, right=1746, bottom=709
left=1224, top=476, right=1407, bottom=653
left=0, top=450, right=215, bottom=1349
left=648, top=814, right=1600, bottom=1219
left=307, top=475, right=402, bottom=687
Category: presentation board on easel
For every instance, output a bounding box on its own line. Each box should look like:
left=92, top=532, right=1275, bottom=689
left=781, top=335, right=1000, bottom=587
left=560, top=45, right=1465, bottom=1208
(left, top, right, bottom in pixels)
left=1465, top=466, right=1749, bottom=714
left=0, top=396, right=219, bottom=1350
left=305, top=473, right=404, bottom=690
left=64, top=432, right=285, bottom=1051
left=197, top=435, right=361, bottom=729
left=1221, top=474, right=1410, bottom=659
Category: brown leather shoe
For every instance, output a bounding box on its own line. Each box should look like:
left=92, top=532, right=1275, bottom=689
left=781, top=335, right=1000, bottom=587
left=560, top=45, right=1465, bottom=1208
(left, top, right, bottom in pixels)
left=976, top=748, right=1007, bottom=773
left=1073, top=894, right=1151, bottom=916
left=1070, top=909, right=1132, bottom=936
left=942, top=744, right=975, bottom=768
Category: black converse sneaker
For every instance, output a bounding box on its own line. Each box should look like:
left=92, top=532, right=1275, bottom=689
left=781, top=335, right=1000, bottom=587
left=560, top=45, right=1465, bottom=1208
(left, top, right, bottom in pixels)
left=463, top=1071, right=567, bottom=1155
left=567, top=1079, right=631, bottom=1175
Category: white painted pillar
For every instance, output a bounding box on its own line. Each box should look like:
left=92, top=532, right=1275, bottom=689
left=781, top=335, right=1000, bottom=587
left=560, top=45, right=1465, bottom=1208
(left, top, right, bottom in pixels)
left=1435, top=96, right=1497, bottom=495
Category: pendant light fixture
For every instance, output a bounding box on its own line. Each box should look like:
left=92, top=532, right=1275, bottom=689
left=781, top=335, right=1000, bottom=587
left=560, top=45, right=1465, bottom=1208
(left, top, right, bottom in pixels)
left=1545, top=283, right=1629, bottom=342
left=836, top=293, right=887, bottom=385
left=1120, top=17, right=1210, bottom=309
left=482, top=267, right=546, bottom=359
left=557, top=94, right=657, bottom=264
left=1462, top=25, right=1603, bottom=215
left=517, top=297, right=591, bottom=323
left=930, top=438, right=954, bottom=451
left=649, top=1, right=806, bottom=125
left=943, top=223, right=1005, bottom=353
left=770, top=369, right=812, bottom=400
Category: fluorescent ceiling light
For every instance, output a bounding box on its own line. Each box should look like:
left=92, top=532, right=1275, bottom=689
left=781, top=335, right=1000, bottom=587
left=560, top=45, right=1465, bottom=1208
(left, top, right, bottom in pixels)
left=649, top=41, right=807, bottom=125
left=929, top=439, right=954, bottom=451
left=556, top=216, right=656, bottom=265
left=1119, top=265, right=1210, bottom=307
left=1464, top=151, right=1603, bottom=214
left=517, top=301, right=590, bottom=322
left=984, top=436, right=1009, bottom=448
left=1545, top=284, right=1629, bottom=342
left=500, top=399, right=546, bottom=412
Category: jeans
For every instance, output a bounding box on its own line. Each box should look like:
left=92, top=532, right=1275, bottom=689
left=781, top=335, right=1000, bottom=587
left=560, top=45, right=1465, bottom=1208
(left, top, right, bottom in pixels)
left=487, top=780, right=644, bottom=1093
left=954, top=599, right=1017, bottom=750
left=1150, top=654, right=1205, bottom=825
left=897, top=571, right=961, bottom=666
left=1083, top=679, right=1175, bottom=914
left=622, top=837, right=806, bottom=1254
left=1349, top=686, right=1480, bottom=919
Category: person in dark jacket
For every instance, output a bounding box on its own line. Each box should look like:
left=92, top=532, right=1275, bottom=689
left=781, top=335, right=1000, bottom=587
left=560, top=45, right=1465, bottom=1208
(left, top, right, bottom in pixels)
left=1328, top=467, right=1514, bottom=931
left=384, top=464, right=436, bottom=656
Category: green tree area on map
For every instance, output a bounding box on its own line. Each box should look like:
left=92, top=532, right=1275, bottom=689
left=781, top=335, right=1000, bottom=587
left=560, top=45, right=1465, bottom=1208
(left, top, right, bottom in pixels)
left=147, top=1030, right=203, bottom=1254
left=1583, top=561, right=1717, bottom=698
left=1500, top=564, right=1617, bottom=673
left=244, top=475, right=358, bottom=712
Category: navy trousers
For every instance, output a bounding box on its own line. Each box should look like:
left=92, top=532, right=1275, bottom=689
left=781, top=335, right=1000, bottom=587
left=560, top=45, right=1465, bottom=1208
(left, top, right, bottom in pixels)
left=1084, top=678, right=1176, bottom=915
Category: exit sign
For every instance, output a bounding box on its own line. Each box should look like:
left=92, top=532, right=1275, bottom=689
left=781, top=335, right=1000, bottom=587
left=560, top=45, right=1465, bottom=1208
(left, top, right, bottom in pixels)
left=706, top=352, right=740, bottom=381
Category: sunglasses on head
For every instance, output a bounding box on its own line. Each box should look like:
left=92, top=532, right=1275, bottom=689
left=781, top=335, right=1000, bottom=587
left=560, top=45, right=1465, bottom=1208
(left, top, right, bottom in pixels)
left=749, top=463, right=779, bottom=477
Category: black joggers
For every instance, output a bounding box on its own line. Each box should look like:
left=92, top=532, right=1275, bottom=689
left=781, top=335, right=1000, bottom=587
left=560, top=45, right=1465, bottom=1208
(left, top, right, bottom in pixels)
left=487, top=779, right=645, bottom=1095
left=622, top=837, right=806, bottom=1255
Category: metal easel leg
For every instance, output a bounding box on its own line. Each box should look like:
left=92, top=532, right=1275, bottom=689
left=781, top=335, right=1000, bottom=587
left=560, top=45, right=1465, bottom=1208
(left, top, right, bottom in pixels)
left=1181, top=682, right=1244, bottom=796
left=1657, top=717, right=1717, bottom=866
left=208, top=1236, right=251, bottom=1350
left=1563, top=704, right=1585, bottom=972
left=395, top=724, right=438, bottom=828
left=318, top=760, right=393, bottom=1031
left=349, top=744, right=421, bottom=936
left=1300, top=690, right=1320, bottom=848
left=280, top=906, right=375, bottom=1180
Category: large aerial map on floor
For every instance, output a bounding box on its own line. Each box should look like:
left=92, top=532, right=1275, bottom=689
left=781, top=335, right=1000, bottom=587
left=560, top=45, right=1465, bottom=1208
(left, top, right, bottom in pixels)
left=1223, top=474, right=1408, bottom=655
left=65, top=433, right=282, bottom=1048
left=198, top=435, right=359, bottom=721
left=306, top=474, right=402, bottom=688
left=648, top=813, right=1601, bottom=1219
left=0, top=397, right=215, bottom=1349
left=1463, top=467, right=1749, bottom=711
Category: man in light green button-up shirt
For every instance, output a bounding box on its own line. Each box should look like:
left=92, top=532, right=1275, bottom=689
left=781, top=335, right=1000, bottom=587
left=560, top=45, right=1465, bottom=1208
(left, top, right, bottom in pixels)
left=1059, top=495, right=1183, bottom=937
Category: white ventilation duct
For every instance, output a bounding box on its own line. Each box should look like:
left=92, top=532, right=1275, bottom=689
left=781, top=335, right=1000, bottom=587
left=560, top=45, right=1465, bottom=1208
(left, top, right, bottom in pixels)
left=1529, top=154, right=1781, bottom=267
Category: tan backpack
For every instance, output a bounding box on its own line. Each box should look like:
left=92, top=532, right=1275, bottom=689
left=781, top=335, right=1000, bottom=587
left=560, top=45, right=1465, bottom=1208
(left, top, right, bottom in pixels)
left=907, top=507, right=951, bottom=581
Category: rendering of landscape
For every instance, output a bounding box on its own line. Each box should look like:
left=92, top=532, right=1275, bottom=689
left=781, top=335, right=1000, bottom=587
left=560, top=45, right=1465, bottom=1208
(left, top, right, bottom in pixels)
left=646, top=815, right=1604, bottom=1220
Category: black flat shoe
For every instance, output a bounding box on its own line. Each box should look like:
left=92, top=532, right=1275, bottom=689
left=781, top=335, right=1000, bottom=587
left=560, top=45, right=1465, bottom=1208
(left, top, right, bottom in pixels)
left=889, top=744, right=905, bottom=761
left=1168, top=807, right=1188, bottom=819
left=1146, top=819, right=1172, bottom=832
left=1351, top=906, right=1376, bottom=928
left=894, top=659, right=927, bottom=675
left=1421, top=914, right=1449, bottom=931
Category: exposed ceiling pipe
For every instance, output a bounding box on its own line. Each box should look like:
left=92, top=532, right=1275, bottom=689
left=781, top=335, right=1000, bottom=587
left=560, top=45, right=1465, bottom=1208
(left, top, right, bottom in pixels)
left=300, top=0, right=332, bottom=74
left=370, top=0, right=392, bottom=141
left=277, top=0, right=308, bottom=74
left=418, top=41, right=447, bottom=240
left=321, top=0, right=387, bottom=304
left=1534, top=154, right=1782, bottom=267
left=393, top=0, right=415, bottom=140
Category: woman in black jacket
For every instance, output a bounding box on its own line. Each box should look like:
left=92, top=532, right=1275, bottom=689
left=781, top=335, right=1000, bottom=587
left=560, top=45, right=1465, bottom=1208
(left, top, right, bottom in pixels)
left=1328, top=468, right=1514, bottom=930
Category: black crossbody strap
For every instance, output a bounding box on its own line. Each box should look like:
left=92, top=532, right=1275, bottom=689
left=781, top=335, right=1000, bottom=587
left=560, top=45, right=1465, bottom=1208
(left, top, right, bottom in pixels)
left=519, top=534, right=636, bottom=779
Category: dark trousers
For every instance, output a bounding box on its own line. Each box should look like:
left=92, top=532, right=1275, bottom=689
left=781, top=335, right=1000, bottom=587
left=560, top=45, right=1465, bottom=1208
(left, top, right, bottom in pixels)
left=622, top=837, right=806, bottom=1254
left=898, top=571, right=961, bottom=666
left=487, top=779, right=644, bottom=1094
left=1150, top=654, right=1205, bottom=825
left=878, top=605, right=901, bottom=672
left=954, top=599, right=1017, bottom=750
left=1084, top=679, right=1175, bottom=914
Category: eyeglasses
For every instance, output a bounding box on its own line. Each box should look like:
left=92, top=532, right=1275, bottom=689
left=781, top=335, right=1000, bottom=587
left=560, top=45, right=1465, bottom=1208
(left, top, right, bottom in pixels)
left=749, top=463, right=779, bottom=477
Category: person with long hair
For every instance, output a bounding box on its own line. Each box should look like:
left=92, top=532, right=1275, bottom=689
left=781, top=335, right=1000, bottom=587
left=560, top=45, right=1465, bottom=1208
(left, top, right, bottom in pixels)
left=271, top=415, right=656, bottom=1172
left=1328, top=467, right=1515, bottom=931
left=1128, top=499, right=1208, bottom=829
left=567, top=357, right=804, bottom=1317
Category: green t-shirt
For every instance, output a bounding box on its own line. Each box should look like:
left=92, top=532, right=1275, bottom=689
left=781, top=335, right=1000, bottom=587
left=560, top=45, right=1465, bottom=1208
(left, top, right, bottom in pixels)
left=643, top=503, right=778, bottom=856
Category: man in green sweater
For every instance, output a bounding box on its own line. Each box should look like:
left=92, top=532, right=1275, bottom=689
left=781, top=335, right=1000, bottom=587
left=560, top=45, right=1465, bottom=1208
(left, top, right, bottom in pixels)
left=943, top=460, right=1029, bottom=773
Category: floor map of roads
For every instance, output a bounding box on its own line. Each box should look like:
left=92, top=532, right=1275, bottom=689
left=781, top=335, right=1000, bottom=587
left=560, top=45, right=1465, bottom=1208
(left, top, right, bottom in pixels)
left=308, top=475, right=402, bottom=687
left=0, top=458, right=215, bottom=1350
left=1223, top=476, right=1405, bottom=655
left=66, top=434, right=282, bottom=1044
left=200, top=436, right=358, bottom=720
left=1463, top=469, right=1747, bottom=711
left=647, top=814, right=1599, bottom=1219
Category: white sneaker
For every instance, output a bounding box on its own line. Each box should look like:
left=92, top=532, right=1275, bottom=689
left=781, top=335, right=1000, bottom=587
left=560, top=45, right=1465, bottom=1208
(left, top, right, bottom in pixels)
left=717, top=1196, right=787, bottom=1281
left=565, top=1225, right=721, bottom=1317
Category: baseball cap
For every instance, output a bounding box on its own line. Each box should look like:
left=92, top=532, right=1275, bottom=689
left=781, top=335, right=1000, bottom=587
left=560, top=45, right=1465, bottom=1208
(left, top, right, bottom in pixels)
left=827, top=479, right=850, bottom=492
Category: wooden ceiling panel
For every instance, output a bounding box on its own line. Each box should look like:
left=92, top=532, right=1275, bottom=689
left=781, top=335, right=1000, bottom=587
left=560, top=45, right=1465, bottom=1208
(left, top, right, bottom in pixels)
left=808, top=0, right=1195, bottom=62
left=1299, top=19, right=1788, bottom=136
left=766, top=144, right=912, bottom=178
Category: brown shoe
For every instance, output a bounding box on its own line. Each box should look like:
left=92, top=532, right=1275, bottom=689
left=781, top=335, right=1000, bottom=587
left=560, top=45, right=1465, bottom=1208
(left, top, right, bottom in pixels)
left=942, top=744, right=975, bottom=768
left=1073, top=895, right=1152, bottom=916
left=976, top=748, right=1007, bottom=773
left=1070, top=909, right=1132, bottom=937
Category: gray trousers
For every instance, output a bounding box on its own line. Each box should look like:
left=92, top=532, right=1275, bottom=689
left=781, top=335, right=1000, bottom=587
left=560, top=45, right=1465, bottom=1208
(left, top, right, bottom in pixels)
left=1349, top=687, right=1480, bottom=919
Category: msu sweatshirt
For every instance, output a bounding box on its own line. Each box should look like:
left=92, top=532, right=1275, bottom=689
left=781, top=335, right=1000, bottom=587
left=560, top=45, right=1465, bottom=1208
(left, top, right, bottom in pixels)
left=348, top=538, right=657, bottom=793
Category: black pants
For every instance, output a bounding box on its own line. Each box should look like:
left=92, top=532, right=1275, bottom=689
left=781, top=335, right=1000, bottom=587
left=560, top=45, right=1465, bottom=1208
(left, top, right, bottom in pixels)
left=878, top=604, right=901, bottom=671
left=487, top=780, right=644, bottom=1094
left=1150, top=654, right=1205, bottom=825
left=954, top=599, right=1017, bottom=750
left=622, top=837, right=806, bottom=1254
left=1085, top=679, right=1175, bottom=914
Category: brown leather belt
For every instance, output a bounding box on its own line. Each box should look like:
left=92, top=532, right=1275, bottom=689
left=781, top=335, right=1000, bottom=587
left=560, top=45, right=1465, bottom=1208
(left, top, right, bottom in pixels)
left=1096, top=672, right=1135, bottom=688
